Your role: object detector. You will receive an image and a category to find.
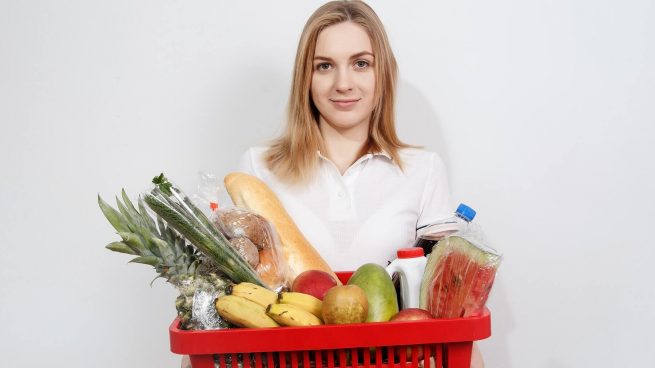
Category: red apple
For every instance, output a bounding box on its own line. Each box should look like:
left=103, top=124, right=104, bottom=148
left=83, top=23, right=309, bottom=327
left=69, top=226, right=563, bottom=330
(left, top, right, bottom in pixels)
left=291, top=270, right=338, bottom=300
left=390, top=308, right=433, bottom=360
left=390, top=308, right=433, bottom=321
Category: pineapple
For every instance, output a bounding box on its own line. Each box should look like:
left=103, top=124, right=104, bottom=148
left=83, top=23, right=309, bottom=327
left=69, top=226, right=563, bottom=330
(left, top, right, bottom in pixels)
left=99, top=190, right=231, bottom=329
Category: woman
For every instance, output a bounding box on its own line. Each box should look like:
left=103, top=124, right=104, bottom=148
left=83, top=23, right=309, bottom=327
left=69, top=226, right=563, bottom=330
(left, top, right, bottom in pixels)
left=239, top=1, right=484, bottom=366
left=239, top=0, right=453, bottom=271
left=185, top=1, right=484, bottom=367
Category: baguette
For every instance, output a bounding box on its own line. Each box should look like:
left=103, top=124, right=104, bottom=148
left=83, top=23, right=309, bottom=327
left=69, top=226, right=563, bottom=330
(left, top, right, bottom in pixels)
left=224, top=172, right=340, bottom=284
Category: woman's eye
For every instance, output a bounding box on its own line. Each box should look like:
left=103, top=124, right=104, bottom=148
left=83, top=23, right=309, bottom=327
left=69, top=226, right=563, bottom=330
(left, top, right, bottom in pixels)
left=354, top=60, right=370, bottom=69
left=316, top=63, right=332, bottom=71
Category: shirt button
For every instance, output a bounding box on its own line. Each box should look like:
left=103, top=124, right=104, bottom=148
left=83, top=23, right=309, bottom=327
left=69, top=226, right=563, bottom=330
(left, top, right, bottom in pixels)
left=338, top=191, right=345, bottom=198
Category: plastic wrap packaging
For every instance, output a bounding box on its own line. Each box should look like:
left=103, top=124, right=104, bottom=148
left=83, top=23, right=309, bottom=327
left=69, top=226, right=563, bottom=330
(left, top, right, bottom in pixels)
left=190, top=288, right=227, bottom=330
left=193, top=172, right=291, bottom=291
left=213, top=207, right=291, bottom=291
left=174, top=272, right=230, bottom=330
left=419, top=226, right=501, bottom=319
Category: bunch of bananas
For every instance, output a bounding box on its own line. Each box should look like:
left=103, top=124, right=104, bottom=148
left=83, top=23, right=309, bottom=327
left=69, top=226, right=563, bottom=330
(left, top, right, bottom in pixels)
left=215, top=282, right=324, bottom=328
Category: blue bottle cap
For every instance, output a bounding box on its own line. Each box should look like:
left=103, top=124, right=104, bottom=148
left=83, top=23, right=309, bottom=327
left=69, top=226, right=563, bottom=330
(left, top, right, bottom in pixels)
left=455, top=203, right=476, bottom=222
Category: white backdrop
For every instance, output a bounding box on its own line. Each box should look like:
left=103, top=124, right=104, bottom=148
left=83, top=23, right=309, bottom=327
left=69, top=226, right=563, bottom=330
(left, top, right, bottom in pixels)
left=1, top=1, right=654, bottom=367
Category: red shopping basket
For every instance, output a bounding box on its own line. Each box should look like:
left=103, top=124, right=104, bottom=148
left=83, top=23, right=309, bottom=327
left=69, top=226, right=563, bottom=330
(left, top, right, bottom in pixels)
left=170, top=272, right=491, bottom=368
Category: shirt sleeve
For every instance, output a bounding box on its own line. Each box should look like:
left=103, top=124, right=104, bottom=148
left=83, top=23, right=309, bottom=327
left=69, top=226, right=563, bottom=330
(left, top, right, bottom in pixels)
left=237, top=147, right=260, bottom=178
left=417, top=152, right=453, bottom=229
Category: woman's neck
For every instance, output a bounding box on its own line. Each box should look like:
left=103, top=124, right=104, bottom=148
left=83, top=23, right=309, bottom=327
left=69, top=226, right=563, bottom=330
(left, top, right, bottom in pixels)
left=319, top=118, right=370, bottom=175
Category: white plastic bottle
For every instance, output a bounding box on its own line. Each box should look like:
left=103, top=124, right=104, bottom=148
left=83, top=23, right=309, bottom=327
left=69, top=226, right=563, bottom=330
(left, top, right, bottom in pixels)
left=414, top=203, right=477, bottom=256
left=386, top=247, right=427, bottom=309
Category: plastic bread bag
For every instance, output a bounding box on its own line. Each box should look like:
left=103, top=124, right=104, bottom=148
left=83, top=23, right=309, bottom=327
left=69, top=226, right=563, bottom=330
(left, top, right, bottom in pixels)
left=213, top=207, right=291, bottom=292
left=191, top=171, right=225, bottom=216
left=419, top=225, right=501, bottom=319
left=192, top=172, right=291, bottom=291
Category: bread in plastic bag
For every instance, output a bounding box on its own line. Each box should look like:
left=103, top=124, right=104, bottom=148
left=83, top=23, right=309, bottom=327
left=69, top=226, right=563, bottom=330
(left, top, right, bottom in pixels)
left=218, top=209, right=273, bottom=250
left=191, top=171, right=291, bottom=291
left=419, top=227, right=501, bottom=319
left=213, top=207, right=291, bottom=291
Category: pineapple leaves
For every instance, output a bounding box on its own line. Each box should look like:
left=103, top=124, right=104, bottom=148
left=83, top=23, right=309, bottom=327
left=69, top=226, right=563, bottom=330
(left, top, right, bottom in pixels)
left=98, top=195, right=130, bottom=233
left=129, top=256, right=161, bottom=267
left=106, top=242, right=136, bottom=255
left=149, top=275, right=165, bottom=287
left=100, top=183, right=207, bottom=283
left=152, top=238, right=176, bottom=266
left=121, top=189, right=141, bottom=222
left=117, top=231, right=149, bottom=254
left=115, top=194, right=164, bottom=258
left=137, top=197, right=158, bottom=234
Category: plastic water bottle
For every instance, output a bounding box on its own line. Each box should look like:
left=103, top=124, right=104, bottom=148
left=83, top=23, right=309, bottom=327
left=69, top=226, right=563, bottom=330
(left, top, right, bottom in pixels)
left=414, top=203, right=476, bottom=256
left=386, top=247, right=427, bottom=309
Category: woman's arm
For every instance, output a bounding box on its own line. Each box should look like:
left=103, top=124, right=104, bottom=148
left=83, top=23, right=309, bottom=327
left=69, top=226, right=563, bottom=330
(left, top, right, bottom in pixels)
left=416, top=152, right=453, bottom=228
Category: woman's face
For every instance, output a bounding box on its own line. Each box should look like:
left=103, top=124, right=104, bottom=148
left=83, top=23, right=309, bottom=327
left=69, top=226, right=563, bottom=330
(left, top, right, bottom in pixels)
left=311, top=21, right=376, bottom=134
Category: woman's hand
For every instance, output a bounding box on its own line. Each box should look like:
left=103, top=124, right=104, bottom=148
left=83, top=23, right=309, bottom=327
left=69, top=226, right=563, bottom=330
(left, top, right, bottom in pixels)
left=471, top=343, right=484, bottom=368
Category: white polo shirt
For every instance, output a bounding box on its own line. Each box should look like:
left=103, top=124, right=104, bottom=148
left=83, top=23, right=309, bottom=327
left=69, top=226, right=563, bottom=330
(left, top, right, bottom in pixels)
left=238, top=147, right=452, bottom=271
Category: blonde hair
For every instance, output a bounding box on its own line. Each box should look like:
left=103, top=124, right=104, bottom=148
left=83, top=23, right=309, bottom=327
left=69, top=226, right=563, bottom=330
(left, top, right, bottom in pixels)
left=265, top=0, right=412, bottom=184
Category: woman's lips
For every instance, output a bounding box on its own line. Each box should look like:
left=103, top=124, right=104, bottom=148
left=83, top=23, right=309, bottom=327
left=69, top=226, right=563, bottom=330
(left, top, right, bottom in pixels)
left=330, top=98, right=360, bottom=109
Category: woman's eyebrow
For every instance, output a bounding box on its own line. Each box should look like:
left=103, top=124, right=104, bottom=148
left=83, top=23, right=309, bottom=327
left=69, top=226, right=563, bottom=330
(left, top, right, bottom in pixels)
left=313, top=51, right=375, bottom=61
left=350, top=51, right=374, bottom=59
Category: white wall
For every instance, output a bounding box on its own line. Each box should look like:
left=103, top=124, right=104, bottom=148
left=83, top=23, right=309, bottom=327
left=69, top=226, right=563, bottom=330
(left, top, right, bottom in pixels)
left=1, top=1, right=653, bottom=367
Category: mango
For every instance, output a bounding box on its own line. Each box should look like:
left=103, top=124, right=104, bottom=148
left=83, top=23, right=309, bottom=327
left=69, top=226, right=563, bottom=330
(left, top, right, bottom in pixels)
left=321, top=285, right=368, bottom=324
left=347, top=263, right=399, bottom=322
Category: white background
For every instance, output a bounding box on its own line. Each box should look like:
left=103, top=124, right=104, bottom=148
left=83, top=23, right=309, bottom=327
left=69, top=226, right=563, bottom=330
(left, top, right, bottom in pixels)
left=1, top=1, right=654, bottom=367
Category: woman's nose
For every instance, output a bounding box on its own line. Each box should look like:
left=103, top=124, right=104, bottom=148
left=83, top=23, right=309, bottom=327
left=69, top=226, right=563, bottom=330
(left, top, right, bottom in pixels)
left=334, top=68, right=353, bottom=92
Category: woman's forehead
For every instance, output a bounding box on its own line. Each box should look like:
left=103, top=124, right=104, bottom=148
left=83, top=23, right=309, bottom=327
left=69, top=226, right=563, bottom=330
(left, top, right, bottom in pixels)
left=314, top=22, right=374, bottom=59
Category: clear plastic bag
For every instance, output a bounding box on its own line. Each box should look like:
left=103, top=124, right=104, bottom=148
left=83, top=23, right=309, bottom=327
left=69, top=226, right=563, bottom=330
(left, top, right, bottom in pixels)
left=419, top=225, right=501, bottom=319
left=174, top=272, right=231, bottom=330
left=193, top=172, right=291, bottom=291
left=213, top=207, right=291, bottom=291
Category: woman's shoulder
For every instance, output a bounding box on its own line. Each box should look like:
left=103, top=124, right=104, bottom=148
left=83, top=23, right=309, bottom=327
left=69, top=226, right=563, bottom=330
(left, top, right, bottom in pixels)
left=242, top=145, right=269, bottom=158
left=397, top=147, right=447, bottom=171
left=238, top=146, right=271, bottom=177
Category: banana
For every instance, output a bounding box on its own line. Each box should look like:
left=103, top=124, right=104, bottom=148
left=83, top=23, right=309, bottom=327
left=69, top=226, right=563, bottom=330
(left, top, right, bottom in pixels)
left=228, top=282, right=278, bottom=308
left=215, top=295, right=279, bottom=328
left=278, top=291, right=323, bottom=320
left=266, top=303, right=323, bottom=327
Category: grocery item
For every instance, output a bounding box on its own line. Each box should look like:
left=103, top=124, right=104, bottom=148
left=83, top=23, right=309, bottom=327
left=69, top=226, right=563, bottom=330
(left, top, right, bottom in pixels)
left=98, top=190, right=230, bottom=330
left=215, top=295, right=280, bottom=328
left=278, top=292, right=323, bottom=319
left=256, top=247, right=288, bottom=291
left=386, top=247, right=427, bottom=309
left=227, top=282, right=278, bottom=308
left=389, top=308, right=433, bottom=321
left=228, top=237, right=259, bottom=268
left=145, top=174, right=264, bottom=287
left=414, top=203, right=477, bottom=255
left=420, top=235, right=500, bottom=318
left=321, top=285, right=369, bottom=324
left=217, top=209, right=272, bottom=250
left=347, top=263, right=399, bottom=322
left=291, top=269, right=338, bottom=300
left=213, top=207, right=290, bottom=291
left=223, top=172, right=339, bottom=283
left=266, top=303, right=323, bottom=326
left=389, top=308, right=433, bottom=360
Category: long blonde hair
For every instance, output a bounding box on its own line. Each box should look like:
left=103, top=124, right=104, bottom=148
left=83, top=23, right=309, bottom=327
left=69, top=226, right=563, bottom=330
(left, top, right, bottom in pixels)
left=265, top=0, right=411, bottom=184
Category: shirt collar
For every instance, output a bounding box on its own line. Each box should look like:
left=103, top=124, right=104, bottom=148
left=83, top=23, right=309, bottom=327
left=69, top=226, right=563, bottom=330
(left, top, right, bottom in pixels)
left=316, top=149, right=401, bottom=175
left=316, top=150, right=392, bottom=162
